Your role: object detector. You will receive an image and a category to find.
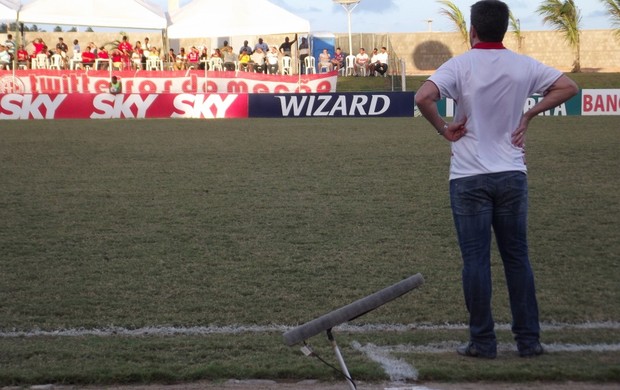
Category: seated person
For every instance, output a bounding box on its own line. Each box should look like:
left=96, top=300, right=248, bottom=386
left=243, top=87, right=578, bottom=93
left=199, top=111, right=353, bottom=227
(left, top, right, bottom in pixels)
left=81, top=47, right=96, bottom=67
left=266, top=46, right=279, bottom=74
left=174, top=48, right=187, bottom=70
left=374, top=46, right=389, bottom=76
left=17, top=45, right=30, bottom=68
left=354, top=47, right=369, bottom=76
left=238, top=49, right=251, bottom=71
left=251, top=48, right=266, bottom=73
left=222, top=46, right=236, bottom=71
left=318, top=48, right=333, bottom=72
left=331, top=47, right=344, bottom=71
left=0, top=45, right=10, bottom=69
left=96, top=46, right=110, bottom=69
left=111, top=49, right=123, bottom=69
left=199, top=47, right=209, bottom=70
left=187, top=46, right=200, bottom=68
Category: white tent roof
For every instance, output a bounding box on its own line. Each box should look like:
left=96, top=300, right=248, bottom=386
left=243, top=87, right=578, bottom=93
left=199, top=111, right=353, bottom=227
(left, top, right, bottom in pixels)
left=167, top=0, right=310, bottom=39
left=18, top=0, right=167, bottom=30
left=0, top=0, right=18, bottom=21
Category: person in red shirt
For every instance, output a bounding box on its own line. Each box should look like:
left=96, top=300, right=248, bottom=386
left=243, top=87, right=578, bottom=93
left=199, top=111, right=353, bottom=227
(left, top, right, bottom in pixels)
left=17, top=45, right=30, bottom=68
left=117, top=35, right=133, bottom=69
left=186, top=46, right=200, bottom=68
left=81, top=46, right=96, bottom=67
left=32, top=37, right=46, bottom=58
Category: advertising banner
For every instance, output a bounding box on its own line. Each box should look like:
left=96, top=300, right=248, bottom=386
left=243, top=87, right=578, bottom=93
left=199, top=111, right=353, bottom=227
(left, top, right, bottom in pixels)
left=581, top=89, right=620, bottom=115
left=0, top=93, right=249, bottom=119
left=249, top=92, right=415, bottom=118
left=0, top=70, right=338, bottom=95
left=436, top=91, right=584, bottom=117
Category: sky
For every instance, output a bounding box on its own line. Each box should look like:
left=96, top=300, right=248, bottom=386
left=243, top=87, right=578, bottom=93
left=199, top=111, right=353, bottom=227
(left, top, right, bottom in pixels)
left=152, top=0, right=614, bottom=33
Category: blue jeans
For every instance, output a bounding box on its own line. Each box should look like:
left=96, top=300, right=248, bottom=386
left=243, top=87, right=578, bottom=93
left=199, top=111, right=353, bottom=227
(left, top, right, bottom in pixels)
left=450, top=171, right=540, bottom=355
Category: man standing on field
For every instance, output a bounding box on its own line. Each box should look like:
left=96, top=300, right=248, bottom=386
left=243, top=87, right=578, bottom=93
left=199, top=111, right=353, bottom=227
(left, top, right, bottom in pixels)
left=415, top=0, right=578, bottom=359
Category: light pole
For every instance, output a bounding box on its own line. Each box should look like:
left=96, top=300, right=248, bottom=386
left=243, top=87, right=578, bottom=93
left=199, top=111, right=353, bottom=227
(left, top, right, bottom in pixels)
left=333, top=0, right=361, bottom=56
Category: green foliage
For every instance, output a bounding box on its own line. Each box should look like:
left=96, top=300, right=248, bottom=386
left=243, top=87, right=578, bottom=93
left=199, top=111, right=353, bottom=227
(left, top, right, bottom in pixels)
left=600, top=0, right=620, bottom=40
left=53, top=26, right=63, bottom=32
left=537, top=0, right=582, bottom=72
left=437, top=0, right=469, bottom=48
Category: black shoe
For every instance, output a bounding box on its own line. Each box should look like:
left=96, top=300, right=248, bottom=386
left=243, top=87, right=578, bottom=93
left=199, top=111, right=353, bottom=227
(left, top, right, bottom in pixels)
left=457, top=342, right=497, bottom=359
left=519, top=343, right=544, bottom=358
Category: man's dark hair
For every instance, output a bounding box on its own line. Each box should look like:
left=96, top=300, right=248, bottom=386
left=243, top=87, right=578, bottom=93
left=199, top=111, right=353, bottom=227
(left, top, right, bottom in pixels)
left=470, top=0, right=509, bottom=42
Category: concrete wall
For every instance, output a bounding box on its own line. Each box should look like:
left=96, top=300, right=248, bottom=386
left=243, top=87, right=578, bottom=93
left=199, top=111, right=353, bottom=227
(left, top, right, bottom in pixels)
left=6, top=29, right=620, bottom=75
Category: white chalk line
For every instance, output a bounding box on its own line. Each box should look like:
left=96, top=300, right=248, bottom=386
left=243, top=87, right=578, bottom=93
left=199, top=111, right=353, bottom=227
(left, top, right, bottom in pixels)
left=352, top=341, right=620, bottom=382
left=1, top=321, right=619, bottom=338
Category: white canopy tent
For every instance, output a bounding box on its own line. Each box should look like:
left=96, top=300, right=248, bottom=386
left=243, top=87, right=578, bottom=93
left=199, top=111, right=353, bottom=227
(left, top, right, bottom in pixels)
left=167, top=0, right=310, bottom=39
left=17, top=0, right=167, bottom=30
left=0, top=0, right=18, bottom=21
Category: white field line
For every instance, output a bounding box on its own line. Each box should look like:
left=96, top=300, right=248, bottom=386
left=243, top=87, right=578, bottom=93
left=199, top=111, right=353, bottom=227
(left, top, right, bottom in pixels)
left=0, top=321, right=619, bottom=338
left=352, top=341, right=620, bottom=382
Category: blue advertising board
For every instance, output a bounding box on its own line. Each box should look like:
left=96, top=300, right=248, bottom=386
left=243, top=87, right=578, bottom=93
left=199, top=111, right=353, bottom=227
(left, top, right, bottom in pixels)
left=249, top=92, right=415, bottom=118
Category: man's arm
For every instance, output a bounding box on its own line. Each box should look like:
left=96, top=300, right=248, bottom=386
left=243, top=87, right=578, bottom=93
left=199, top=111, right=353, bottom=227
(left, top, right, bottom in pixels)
left=415, top=80, right=467, bottom=142
left=511, top=75, right=579, bottom=147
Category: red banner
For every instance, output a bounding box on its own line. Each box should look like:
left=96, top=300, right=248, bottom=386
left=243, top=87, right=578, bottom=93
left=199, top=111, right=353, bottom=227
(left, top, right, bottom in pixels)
left=0, top=93, right=250, bottom=119
left=0, top=70, right=337, bottom=95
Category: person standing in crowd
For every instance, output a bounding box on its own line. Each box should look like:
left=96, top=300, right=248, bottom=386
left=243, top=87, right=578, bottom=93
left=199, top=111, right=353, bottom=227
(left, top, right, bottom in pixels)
left=415, top=0, right=579, bottom=360
left=298, top=36, right=309, bottom=73
left=56, top=37, right=68, bottom=53
left=4, top=33, right=15, bottom=58
left=239, top=40, right=253, bottom=55
left=254, top=37, right=269, bottom=54
left=279, top=34, right=297, bottom=57
left=72, top=39, right=80, bottom=53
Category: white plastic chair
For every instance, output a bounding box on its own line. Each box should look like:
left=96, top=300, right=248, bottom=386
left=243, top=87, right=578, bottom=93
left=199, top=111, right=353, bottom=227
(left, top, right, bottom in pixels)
left=304, top=56, right=315, bottom=74
left=345, top=55, right=356, bottom=76
left=281, top=56, right=292, bottom=75
left=146, top=57, right=162, bottom=70
left=70, top=52, right=83, bottom=70
left=209, top=57, right=223, bottom=71
left=49, top=54, right=64, bottom=70
left=34, top=53, right=49, bottom=69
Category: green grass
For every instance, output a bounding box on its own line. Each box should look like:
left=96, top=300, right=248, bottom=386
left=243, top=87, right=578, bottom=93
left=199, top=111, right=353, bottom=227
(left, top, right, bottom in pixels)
left=0, top=115, right=618, bottom=385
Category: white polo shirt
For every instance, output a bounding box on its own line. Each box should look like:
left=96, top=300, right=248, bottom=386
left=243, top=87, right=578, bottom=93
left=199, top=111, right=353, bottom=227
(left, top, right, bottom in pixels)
left=429, top=43, right=562, bottom=180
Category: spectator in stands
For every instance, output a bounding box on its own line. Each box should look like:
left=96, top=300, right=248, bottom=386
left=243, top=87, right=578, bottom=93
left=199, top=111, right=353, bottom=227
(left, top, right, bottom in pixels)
left=239, top=40, right=253, bottom=55
left=4, top=34, right=15, bottom=58
left=109, top=75, right=122, bottom=94
left=211, top=48, right=222, bottom=59
left=118, top=36, right=132, bottom=57
left=198, top=47, right=209, bottom=70
left=52, top=47, right=68, bottom=69
left=318, top=48, right=333, bottom=72
left=32, top=37, right=46, bottom=57
left=374, top=46, right=389, bottom=76
left=187, top=46, right=200, bottom=69
left=266, top=45, right=279, bottom=74
left=298, top=37, right=309, bottom=73
left=96, top=46, right=109, bottom=70
left=251, top=47, right=266, bottom=73
left=331, top=47, right=344, bottom=72
left=131, top=41, right=143, bottom=69
left=368, top=48, right=380, bottom=75
left=56, top=37, right=68, bottom=54
left=355, top=47, right=369, bottom=76
left=81, top=46, right=96, bottom=67
left=17, top=45, right=29, bottom=69
left=221, top=41, right=236, bottom=71
left=238, top=49, right=251, bottom=71
left=149, top=46, right=160, bottom=59
left=111, top=48, right=123, bottom=69
left=174, top=47, right=187, bottom=70
left=254, top=38, right=269, bottom=54
left=279, top=34, right=297, bottom=57
left=72, top=39, right=80, bottom=54
left=0, top=45, right=11, bottom=70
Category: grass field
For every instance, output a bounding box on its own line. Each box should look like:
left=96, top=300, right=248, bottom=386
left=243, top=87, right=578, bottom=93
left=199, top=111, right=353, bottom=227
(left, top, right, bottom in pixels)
left=0, top=75, right=619, bottom=386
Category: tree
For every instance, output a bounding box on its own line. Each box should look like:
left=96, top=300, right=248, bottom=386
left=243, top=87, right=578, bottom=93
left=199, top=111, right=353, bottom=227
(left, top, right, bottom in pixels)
left=537, top=0, right=582, bottom=72
left=437, top=0, right=469, bottom=48
left=68, top=26, right=78, bottom=32
left=599, top=0, right=620, bottom=40
left=509, top=12, right=524, bottom=52
left=85, top=27, right=94, bottom=32
left=54, top=26, right=63, bottom=32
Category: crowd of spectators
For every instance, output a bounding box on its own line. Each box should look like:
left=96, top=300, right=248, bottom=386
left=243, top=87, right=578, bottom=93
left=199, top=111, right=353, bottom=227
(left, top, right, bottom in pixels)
left=0, top=33, right=389, bottom=76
